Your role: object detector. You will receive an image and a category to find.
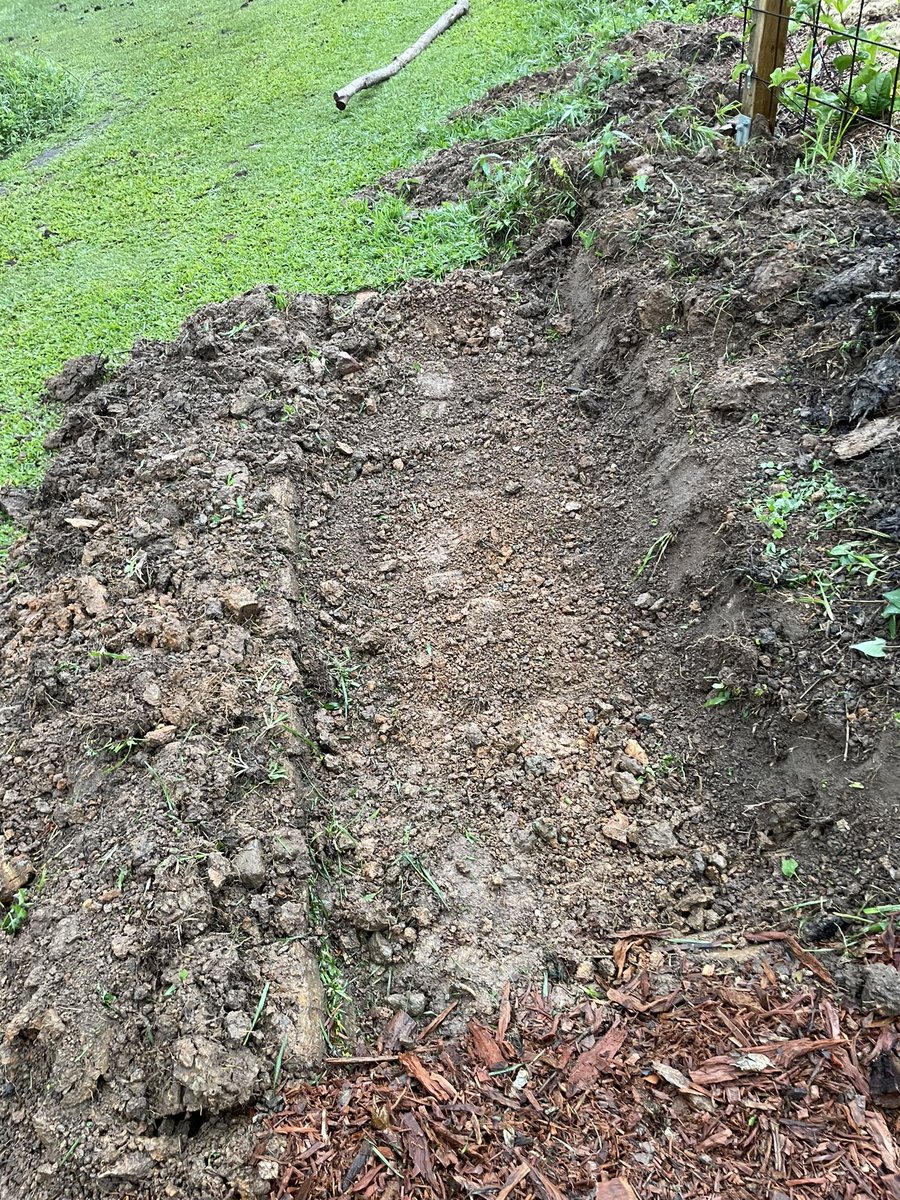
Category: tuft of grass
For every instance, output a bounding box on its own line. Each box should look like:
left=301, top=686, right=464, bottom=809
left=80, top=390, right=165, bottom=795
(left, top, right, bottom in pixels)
left=399, top=851, right=448, bottom=907
left=308, top=884, right=352, bottom=1050
left=244, top=981, right=271, bottom=1045
left=0, top=50, right=81, bottom=156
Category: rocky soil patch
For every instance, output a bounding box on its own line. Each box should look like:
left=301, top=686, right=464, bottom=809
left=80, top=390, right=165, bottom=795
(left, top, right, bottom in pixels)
left=0, top=22, right=899, bottom=1197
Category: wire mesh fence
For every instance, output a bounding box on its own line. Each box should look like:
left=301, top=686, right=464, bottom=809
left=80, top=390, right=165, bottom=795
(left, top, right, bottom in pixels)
left=740, top=0, right=900, bottom=134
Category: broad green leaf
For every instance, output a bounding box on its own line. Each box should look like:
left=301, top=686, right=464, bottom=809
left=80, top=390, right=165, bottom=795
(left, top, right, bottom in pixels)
left=851, top=638, right=888, bottom=658
left=781, top=858, right=799, bottom=879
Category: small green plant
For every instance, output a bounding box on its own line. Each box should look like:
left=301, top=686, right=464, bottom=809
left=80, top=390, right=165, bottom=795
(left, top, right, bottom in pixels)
left=589, top=126, right=623, bottom=180
left=163, top=968, right=189, bottom=998
left=308, top=884, right=351, bottom=1050
left=244, top=982, right=271, bottom=1045
left=89, top=736, right=142, bottom=765
left=265, top=760, right=289, bottom=786
left=882, top=589, right=900, bottom=638
left=636, top=531, right=674, bottom=578
left=329, top=648, right=362, bottom=719
left=781, top=857, right=799, bottom=879
left=96, top=985, right=117, bottom=1010
left=399, top=852, right=448, bottom=907
left=89, top=649, right=131, bottom=666
left=703, top=681, right=734, bottom=708
left=0, top=888, right=31, bottom=935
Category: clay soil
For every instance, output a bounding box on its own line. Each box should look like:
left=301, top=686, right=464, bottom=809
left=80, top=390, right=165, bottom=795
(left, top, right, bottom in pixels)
left=0, top=21, right=898, bottom=1199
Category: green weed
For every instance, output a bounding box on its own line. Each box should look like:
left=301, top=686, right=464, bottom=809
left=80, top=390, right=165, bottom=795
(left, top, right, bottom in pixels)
left=636, top=531, right=674, bottom=578
left=308, top=884, right=352, bottom=1050
left=0, top=887, right=31, bottom=935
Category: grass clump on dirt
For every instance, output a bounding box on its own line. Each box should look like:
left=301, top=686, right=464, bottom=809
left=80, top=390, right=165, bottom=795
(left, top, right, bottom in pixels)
left=0, top=50, right=80, bottom=156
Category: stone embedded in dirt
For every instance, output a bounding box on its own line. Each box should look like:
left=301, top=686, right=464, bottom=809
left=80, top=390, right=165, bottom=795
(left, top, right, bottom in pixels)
left=602, top=811, right=631, bottom=846
left=861, top=964, right=900, bottom=1016
left=171, top=1035, right=263, bottom=1114
left=465, top=723, right=486, bottom=748
left=548, top=312, right=573, bottom=337
left=612, top=771, right=641, bottom=802
left=623, top=154, right=653, bottom=179
left=77, top=574, right=109, bottom=617
left=233, top=840, right=266, bottom=889
left=358, top=628, right=384, bottom=654
left=622, top=739, right=648, bottom=766
left=531, top=818, right=558, bottom=843
left=0, top=856, right=34, bottom=902
left=222, top=585, right=261, bottom=620
left=97, top=1152, right=156, bottom=1182
left=813, top=248, right=900, bottom=307
left=207, top=851, right=233, bottom=891
left=850, top=347, right=900, bottom=421
left=144, top=724, right=177, bottom=747
left=370, top=932, right=394, bottom=964
left=634, top=820, right=680, bottom=856
left=319, top=578, right=346, bottom=604
left=406, top=991, right=427, bottom=1018
left=634, top=592, right=653, bottom=610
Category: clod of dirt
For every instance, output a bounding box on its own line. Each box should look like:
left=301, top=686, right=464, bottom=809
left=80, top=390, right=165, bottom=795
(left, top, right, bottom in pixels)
left=862, top=963, right=900, bottom=1016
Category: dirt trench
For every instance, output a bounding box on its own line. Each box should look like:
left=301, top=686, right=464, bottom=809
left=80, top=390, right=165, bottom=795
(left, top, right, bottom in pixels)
left=1, top=41, right=900, bottom=1195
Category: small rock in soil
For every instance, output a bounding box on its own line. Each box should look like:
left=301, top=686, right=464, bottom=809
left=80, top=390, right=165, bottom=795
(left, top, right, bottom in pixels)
left=233, top=840, right=266, bottom=889
left=612, top=772, right=641, bottom=802
left=861, top=963, right=900, bottom=1016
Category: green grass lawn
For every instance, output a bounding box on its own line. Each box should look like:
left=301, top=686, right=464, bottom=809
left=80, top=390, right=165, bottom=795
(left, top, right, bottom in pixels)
left=0, top=0, right=577, bottom=501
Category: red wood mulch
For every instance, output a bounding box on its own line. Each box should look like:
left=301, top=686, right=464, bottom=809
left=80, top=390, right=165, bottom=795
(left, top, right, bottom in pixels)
left=261, top=933, right=900, bottom=1200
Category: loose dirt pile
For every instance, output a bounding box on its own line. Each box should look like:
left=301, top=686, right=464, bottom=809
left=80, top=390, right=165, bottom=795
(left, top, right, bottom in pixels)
left=0, top=19, right=898, bottom=1199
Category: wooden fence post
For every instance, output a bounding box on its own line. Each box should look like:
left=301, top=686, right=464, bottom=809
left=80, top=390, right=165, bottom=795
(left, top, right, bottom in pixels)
left=743, top=0, right=791, bottom=129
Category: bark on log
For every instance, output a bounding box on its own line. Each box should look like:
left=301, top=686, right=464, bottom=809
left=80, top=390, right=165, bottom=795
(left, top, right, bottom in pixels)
left=334, top=0, right=470, bottom=111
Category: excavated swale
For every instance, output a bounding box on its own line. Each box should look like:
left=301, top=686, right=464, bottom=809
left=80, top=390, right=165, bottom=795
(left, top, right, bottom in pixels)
left=1, top=87, right=900, bottom=1191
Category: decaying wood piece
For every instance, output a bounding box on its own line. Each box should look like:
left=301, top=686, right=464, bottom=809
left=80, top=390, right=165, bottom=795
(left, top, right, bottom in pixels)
left=833, top=413, right=900, bottom=460
left=334, top=0, right=469, bottom=111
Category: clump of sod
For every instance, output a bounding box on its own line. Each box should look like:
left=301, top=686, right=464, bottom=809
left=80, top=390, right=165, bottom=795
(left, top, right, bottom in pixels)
left=0, top=51, right=81, bottom=156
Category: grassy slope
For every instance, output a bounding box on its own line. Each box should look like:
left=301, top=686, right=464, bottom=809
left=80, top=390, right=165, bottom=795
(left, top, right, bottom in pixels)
left=0, top=0, right=566, bottom=494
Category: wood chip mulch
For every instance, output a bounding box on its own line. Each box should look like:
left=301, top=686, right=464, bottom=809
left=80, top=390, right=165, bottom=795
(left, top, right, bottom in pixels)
left=261, top=935, right=900, bottom=1200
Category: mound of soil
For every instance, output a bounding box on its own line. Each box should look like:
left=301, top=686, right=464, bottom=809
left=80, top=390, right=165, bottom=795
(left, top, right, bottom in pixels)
left=1, top=19, right=899, bottom=1198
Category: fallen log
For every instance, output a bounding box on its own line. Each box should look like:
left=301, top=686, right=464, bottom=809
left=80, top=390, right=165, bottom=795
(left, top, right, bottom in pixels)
left=333, top=0, right=470, bottom=111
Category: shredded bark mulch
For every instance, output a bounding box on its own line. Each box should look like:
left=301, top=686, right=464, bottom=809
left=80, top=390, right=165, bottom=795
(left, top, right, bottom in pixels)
left=262, top=936, right=900, bottom=1200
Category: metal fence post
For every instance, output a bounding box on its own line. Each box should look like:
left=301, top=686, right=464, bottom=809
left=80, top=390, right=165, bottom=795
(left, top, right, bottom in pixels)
left=743, top=0, right=791, bottom=129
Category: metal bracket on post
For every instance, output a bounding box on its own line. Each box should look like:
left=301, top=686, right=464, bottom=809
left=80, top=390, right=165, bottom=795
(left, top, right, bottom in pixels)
left=743, top=0, right=791, bottom=131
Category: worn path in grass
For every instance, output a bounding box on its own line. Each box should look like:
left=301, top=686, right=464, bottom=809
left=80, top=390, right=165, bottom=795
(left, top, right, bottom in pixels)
left=0, top=0, right=568, bottom=498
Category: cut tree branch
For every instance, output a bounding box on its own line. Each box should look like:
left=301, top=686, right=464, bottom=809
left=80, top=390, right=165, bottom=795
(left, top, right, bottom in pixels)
left=333, top=0, right=470, bottom=111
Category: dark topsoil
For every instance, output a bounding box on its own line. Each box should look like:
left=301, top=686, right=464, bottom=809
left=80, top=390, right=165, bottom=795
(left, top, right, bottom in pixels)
left=0, top=20, right=898, bottom=1199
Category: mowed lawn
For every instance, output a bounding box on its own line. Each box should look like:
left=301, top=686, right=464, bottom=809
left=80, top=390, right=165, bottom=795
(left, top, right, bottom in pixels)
left=0, top=0, right=567, bottom=496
